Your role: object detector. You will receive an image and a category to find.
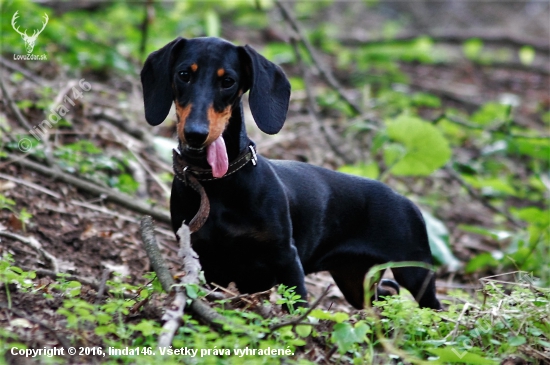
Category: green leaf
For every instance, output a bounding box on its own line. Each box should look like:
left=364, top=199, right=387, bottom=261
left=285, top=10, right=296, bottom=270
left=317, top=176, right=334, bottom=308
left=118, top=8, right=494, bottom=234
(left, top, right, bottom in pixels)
left=132, top=320, right=158, bottom=337
left=95, top=324, right=117, bottom=336
left=353, top=321, right=371, bottom=338
left=465, top=253, right=499, bottom=273
left=295, top=325, right=312, bottom=338
left=309, top=309, right=330, bottom=320
left=333, top=312, right=349, bottom=323
left=427, top=347, right=498, bottom=364
left=385, top=114, right=451, bottom=176
left=332, top=322, right=357, bottom=353
left=338, top=163, right=379, bottom=179
left=462, top=176, right=518, bottom=197
left=185, top=284, right=199, bottom=299
left=412, top=92, right=441, bottom=108
left=509, top=336, right=527, bottom=346
left=519, top=46, right=535, bottom=66
left=463, top=38, right=484, bottom=60
left=422, top=210, right=461, bottom=271
left=383, top=143, right=406, bottom=168
left=288, top=77, right=305, bottom=91
left=115, top=174, right=139, bottom=194
left=471, top=102, right=508, bottom=125
left=262, top=43, right=294, bottom=64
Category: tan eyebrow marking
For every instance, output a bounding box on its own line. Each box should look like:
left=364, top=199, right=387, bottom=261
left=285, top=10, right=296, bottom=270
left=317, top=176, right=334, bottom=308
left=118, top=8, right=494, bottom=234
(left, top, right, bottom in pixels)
left=217, top=68, right=225, bottom=77
left=190, top=63, right=198, bottom=72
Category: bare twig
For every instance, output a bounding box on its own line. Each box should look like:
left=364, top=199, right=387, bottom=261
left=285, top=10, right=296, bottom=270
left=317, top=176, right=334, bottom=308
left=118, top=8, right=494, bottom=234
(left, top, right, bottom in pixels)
left=24, top=267, right=135, bottom=300
left=0, top=76, right=33, bottom=131
left=0, top=302, right=71, bottom=351
left=339, top=31, right=550, bottom=54
left=0, top=76, right=57, bottom=168
left=210, top=283, right=253, bottom=305
left=140, top=216, right=175, bottom=293
left=96, top=268, right=111, bottom=303
left=442, top=114, right=550, bottom=139
left=158, top=224, right=203, bottom=347
left=0, top=56, right=47, bottom=84
left=269, top=284, right=332, bottom=332
left=0, top=173, right=173, bottom=238
left=4, top=154, right=171, bottom=224
left=94, top=107, right=149, bottom=140
left=126, top=158, right=149, bottom=199
left=127, top=145, right=171, bottom=197
left=0, top=172, right=61, bottom=198
left=444, top=164, right=523, bottom=228
left=176, top=225, right=202, bottom=286
left=275, top=0, right=363, bottom=116
left=139, top=0, right=154, bottom=60
left=0, top=231, right=59, bottom=273
left=140, top=216, right=235, bottom=344
left=289, top=37, right=354, bottom=165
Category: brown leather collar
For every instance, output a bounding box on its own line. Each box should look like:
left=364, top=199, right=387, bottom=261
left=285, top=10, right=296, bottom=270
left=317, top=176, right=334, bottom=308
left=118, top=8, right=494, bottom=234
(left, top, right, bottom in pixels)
left=172, top=143, right=257, bottom=233
left=173, top=143, right=257, bottom=182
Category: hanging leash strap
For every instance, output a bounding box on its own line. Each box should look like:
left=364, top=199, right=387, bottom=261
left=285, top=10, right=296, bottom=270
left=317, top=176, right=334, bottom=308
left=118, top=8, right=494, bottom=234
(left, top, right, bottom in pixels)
left=172, top=143, right=258, bottom=233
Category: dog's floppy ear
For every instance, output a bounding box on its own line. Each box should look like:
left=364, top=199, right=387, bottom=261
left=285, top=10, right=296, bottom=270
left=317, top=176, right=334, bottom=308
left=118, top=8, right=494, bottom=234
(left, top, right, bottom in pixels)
left=240, top=45, right=291, bottom=135
left=141, top=37, right=186, bottom=126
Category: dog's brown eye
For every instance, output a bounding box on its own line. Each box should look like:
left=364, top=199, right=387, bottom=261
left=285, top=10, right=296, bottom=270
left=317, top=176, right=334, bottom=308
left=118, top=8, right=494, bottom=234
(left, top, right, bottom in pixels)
left=179, top=71, right=191, bottom=83
left=221, top=77, right=235, bottom=89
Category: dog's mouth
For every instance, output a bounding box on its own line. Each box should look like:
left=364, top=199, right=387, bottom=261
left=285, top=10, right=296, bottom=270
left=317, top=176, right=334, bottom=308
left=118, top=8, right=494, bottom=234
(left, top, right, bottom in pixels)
left=183, top=135, right=228, bottom=178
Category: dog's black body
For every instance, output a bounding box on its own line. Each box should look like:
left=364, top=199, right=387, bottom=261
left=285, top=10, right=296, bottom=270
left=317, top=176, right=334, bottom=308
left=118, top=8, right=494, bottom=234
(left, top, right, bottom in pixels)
left=141, top=37, right=441, bottom=310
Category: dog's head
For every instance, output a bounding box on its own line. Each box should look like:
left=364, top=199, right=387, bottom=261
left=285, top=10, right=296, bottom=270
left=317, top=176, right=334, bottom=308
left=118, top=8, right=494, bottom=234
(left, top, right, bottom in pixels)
left=140, top=37, right=290, bottom=177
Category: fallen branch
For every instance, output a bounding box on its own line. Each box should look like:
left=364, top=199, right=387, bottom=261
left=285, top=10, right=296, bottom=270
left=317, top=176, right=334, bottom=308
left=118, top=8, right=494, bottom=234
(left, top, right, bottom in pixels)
left=25, top=267, right=135, bottom=300
left=93, top=107, right=149, bottom=140
left=275, top=0, right=363, bottom=116
left=140, top=216, right=232, bottom=346
left=4, top=154, right=171, bottom=224
left=0, top=172, right=61, bottom=199
left=339, top=31, right=550, bottom=54
left=444, top=164, right=523, bottom=228
left=0, top=302, right=71, bottom=351
left=0, top=56, right=47, bottom=84
left=0, top=76, right=57, bottom=167
left=442, top=114, right=550, bottom=139
left=289, top=37, right=354, bottom=165
left=140, top=216, right=175, bottom=292
left=127, top=145, right=171, bottom=198
left=0, top=171, right=173, bottom=240
left=0, top=231, right=59, bottom=273
left=96, top=268, right=111, bottom=303
left=269, top=284, right=332, bottom=332
left=158, top=224, right=203, bottom=346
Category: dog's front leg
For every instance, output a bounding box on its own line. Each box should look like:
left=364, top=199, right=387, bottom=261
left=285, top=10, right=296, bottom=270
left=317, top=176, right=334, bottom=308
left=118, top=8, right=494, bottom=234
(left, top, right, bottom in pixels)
left=275, top=240, right=308, bottom=309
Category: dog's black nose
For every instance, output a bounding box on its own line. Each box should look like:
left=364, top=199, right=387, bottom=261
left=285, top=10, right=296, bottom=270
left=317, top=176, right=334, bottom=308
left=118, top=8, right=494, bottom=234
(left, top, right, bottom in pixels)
left=184, top=125, right=209, bottom=147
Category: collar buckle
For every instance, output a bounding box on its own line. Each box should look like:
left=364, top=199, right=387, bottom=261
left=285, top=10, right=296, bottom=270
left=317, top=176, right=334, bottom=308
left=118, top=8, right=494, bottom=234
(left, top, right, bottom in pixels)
left=249, top=145, right=258, bottom=166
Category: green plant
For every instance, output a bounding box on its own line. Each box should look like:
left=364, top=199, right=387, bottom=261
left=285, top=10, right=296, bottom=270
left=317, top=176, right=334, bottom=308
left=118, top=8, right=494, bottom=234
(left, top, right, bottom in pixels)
left=0, top=254, right=36, bottom=308
left=276, top=284, right=307, bottom=315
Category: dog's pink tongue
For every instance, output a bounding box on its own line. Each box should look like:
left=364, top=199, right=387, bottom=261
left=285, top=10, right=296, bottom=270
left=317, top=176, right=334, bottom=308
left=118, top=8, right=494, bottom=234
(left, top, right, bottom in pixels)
left=207, top=136, right=229, bottom=178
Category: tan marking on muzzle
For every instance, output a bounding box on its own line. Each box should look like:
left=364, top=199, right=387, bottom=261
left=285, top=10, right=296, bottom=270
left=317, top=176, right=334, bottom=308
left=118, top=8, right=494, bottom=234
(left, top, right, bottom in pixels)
left=217, top=68, right=225, bottom=77
left=205, top=105, right=232, bottom=145
left=175, top=103, right=192, bottom=143
left=190, top=63, right=198, bottom=72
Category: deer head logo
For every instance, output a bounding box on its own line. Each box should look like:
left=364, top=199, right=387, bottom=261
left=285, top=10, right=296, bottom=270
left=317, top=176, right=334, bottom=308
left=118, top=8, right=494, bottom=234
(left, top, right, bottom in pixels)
left=11, top=11, right=49, bottom=54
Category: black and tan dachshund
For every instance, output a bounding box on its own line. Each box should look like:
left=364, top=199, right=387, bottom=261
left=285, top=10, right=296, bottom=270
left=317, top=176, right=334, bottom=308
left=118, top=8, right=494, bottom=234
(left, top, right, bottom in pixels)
left=141, top=37, right=441, bottom=310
